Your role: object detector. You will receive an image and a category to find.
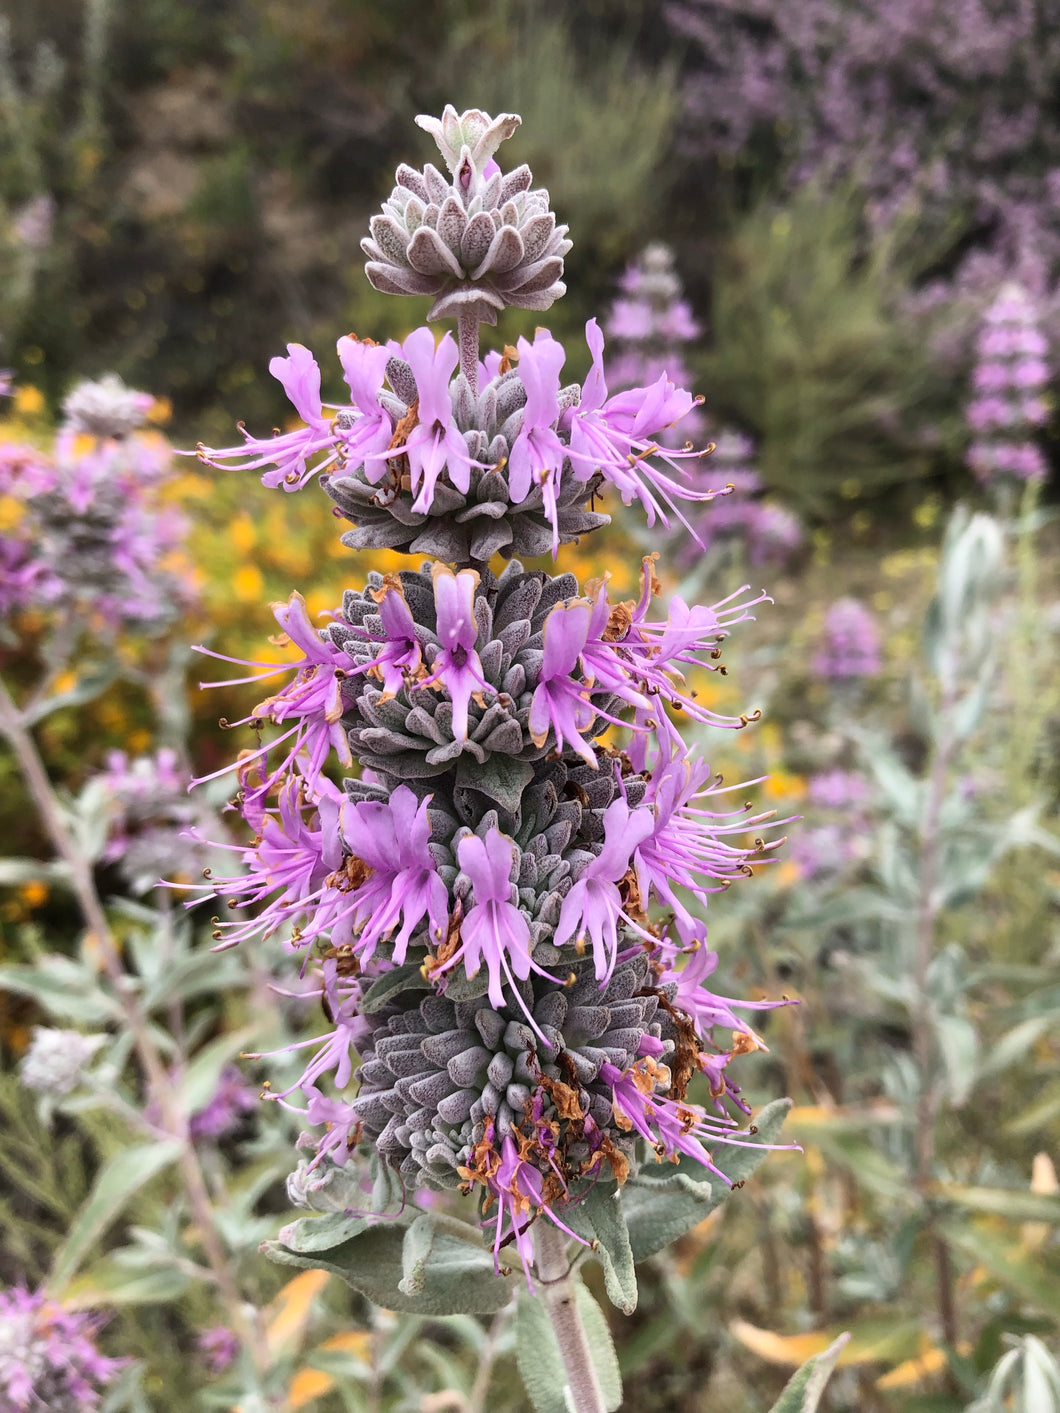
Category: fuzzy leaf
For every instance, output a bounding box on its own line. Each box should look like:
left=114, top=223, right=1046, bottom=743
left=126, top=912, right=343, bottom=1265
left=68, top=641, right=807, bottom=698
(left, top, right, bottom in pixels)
left=935, top=1013, right=978, bottom=1107
left=0, top=958, right=121, bottom=1024
left=52, top=1140, right=183, bottom=1290
left=0, top=858, right=73, bottom=887
left=765, top=1333, right=851, bottom=1412
left=399, top=1213, right=436, bottom=1295
left=622, top=1098, right=793, bottom=1261
left=936, top=1182, right=1060, bottom=1224
left=264, top=1213, right=517, bottom=1315
left=277, top=1212, right=371, bottom=1255
left=359, top=963, right=430, bottom=1014
left=67, top=1255, right=191, bottom=1307
left=573, top=1183, right=638, bottom=1313
left=940, top=1223, right=1060, bottom=1310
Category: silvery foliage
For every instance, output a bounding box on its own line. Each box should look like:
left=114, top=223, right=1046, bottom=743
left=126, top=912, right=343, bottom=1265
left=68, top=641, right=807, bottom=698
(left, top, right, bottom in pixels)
left=0, top=763, right=309, bottom=1407
left=324, top=358, right=605, bottom=560
left=779, top=506, right=1060, bottom=1388
left=362, top=105, right=571, bottom=325
left=964, top=1336, right=1060, bottom=1413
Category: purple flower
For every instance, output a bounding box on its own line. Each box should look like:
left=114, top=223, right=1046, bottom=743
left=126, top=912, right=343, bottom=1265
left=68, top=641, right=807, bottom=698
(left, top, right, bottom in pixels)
left=255, top=593, right=357, bottom=781
left=813, top=598, right=880, bottom=679
left=966, top=281, right=1051, bottom=487
left=790, top=823, right=863, bottom=881
left=0, top=1284, right=127, bottom=1412
left=438, top=829, right=548, bottom=1013
left=188, top=107, right=798, bottom=1278
left=602, top=1055, right=792, bottom=1178
left=96, top=748, right=205, bottom=892
left=0, top=534, right=50, bottom=617
left=967, top=396, right=1012, bottom=431
left=658, top=945, right=793, bottom=1050
left=565, top=320, right=716, bottom=535
left=472, top=1125, right=587, bottom=1282
left=633, top=746, right=782, bottom=944
left=419, top=565, right=491, bottom=741
left=808, top=769, right=871, bottom=810
left=189, top=1065, right=258, bottom=1141
left=194, top=593, right=355, bottom=800
left=198, top=344, right=344, bottom=492
left=529, top=561, right=768, bottom=758
left=616, top=561, right=771, bottom=729
left=554, top=799, right=656, bottom=981
left=390, top=327, right=479, bottom=513
left=301, top=1087, right=363, bottom=1167
left=1, top=414, right=194, bottom=629
left=337, top=784, right=449, bottom=964
left=529, top=595, right=627, bottom=765
left=1013, top=357, right=1049, bottom=389
left=658, top=299, right=702, bottom=343
left=508, top=330, right=568, bottom=547
left=607, top=298, right=655, bottom=342
left=358, top=574, right=424, bottom=698
left=197, top=1325, right=240, bottom=1375
left=336, top=335, right=395, bottom=483
left=197, top=772, right=340, bottom=952
left=972, top=361, right=1012, bottom=392
left=255, top=999, right=369, bottom=1105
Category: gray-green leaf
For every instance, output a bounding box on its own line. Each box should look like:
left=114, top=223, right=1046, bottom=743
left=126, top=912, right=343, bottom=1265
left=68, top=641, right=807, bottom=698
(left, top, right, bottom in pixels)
left=264, top=1212, right=517, bottom=1315
left=766, top=1333, right=850, bottom=1413
left=622, top=1097, right=793, bottom=1262
left=359, top=963, right=431, bottom=1013
left=570, top=1182, right=637, bottom=1314
left=52, top=1140, right=183, bottom=1289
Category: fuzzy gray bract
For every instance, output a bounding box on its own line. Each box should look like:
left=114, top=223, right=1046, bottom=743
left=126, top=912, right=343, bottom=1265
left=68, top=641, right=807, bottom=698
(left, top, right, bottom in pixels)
left=323, top=356, right=606, bottom=562
left=355, top=953, right=677, bottom=1190
left=362, top=158, right=572, bottom=325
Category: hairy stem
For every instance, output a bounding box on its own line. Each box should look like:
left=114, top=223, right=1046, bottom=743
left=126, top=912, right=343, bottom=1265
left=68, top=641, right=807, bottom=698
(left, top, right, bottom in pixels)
left=532, top=1224, right=606, bottom=1413
left=458, top=311, right=480, bottom=397
left=0, top=673, right=268, bottom=1381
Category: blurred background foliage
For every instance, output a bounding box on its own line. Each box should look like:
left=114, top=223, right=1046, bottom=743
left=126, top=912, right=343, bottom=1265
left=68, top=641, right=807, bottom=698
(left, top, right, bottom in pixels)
left=0, top=0, right=1059, bottom=1410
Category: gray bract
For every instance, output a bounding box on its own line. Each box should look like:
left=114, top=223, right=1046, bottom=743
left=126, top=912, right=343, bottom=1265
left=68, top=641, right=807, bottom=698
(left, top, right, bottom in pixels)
left=323, top=354, right=607, bottom=563
left=354, top=953, right=678, bottom=1190
left=362, top=104, right=571, bottom=325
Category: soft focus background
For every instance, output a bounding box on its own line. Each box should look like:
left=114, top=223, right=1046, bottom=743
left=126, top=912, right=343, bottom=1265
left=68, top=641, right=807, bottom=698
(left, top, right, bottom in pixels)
left=1, top=2, right=1058, bottom=1410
